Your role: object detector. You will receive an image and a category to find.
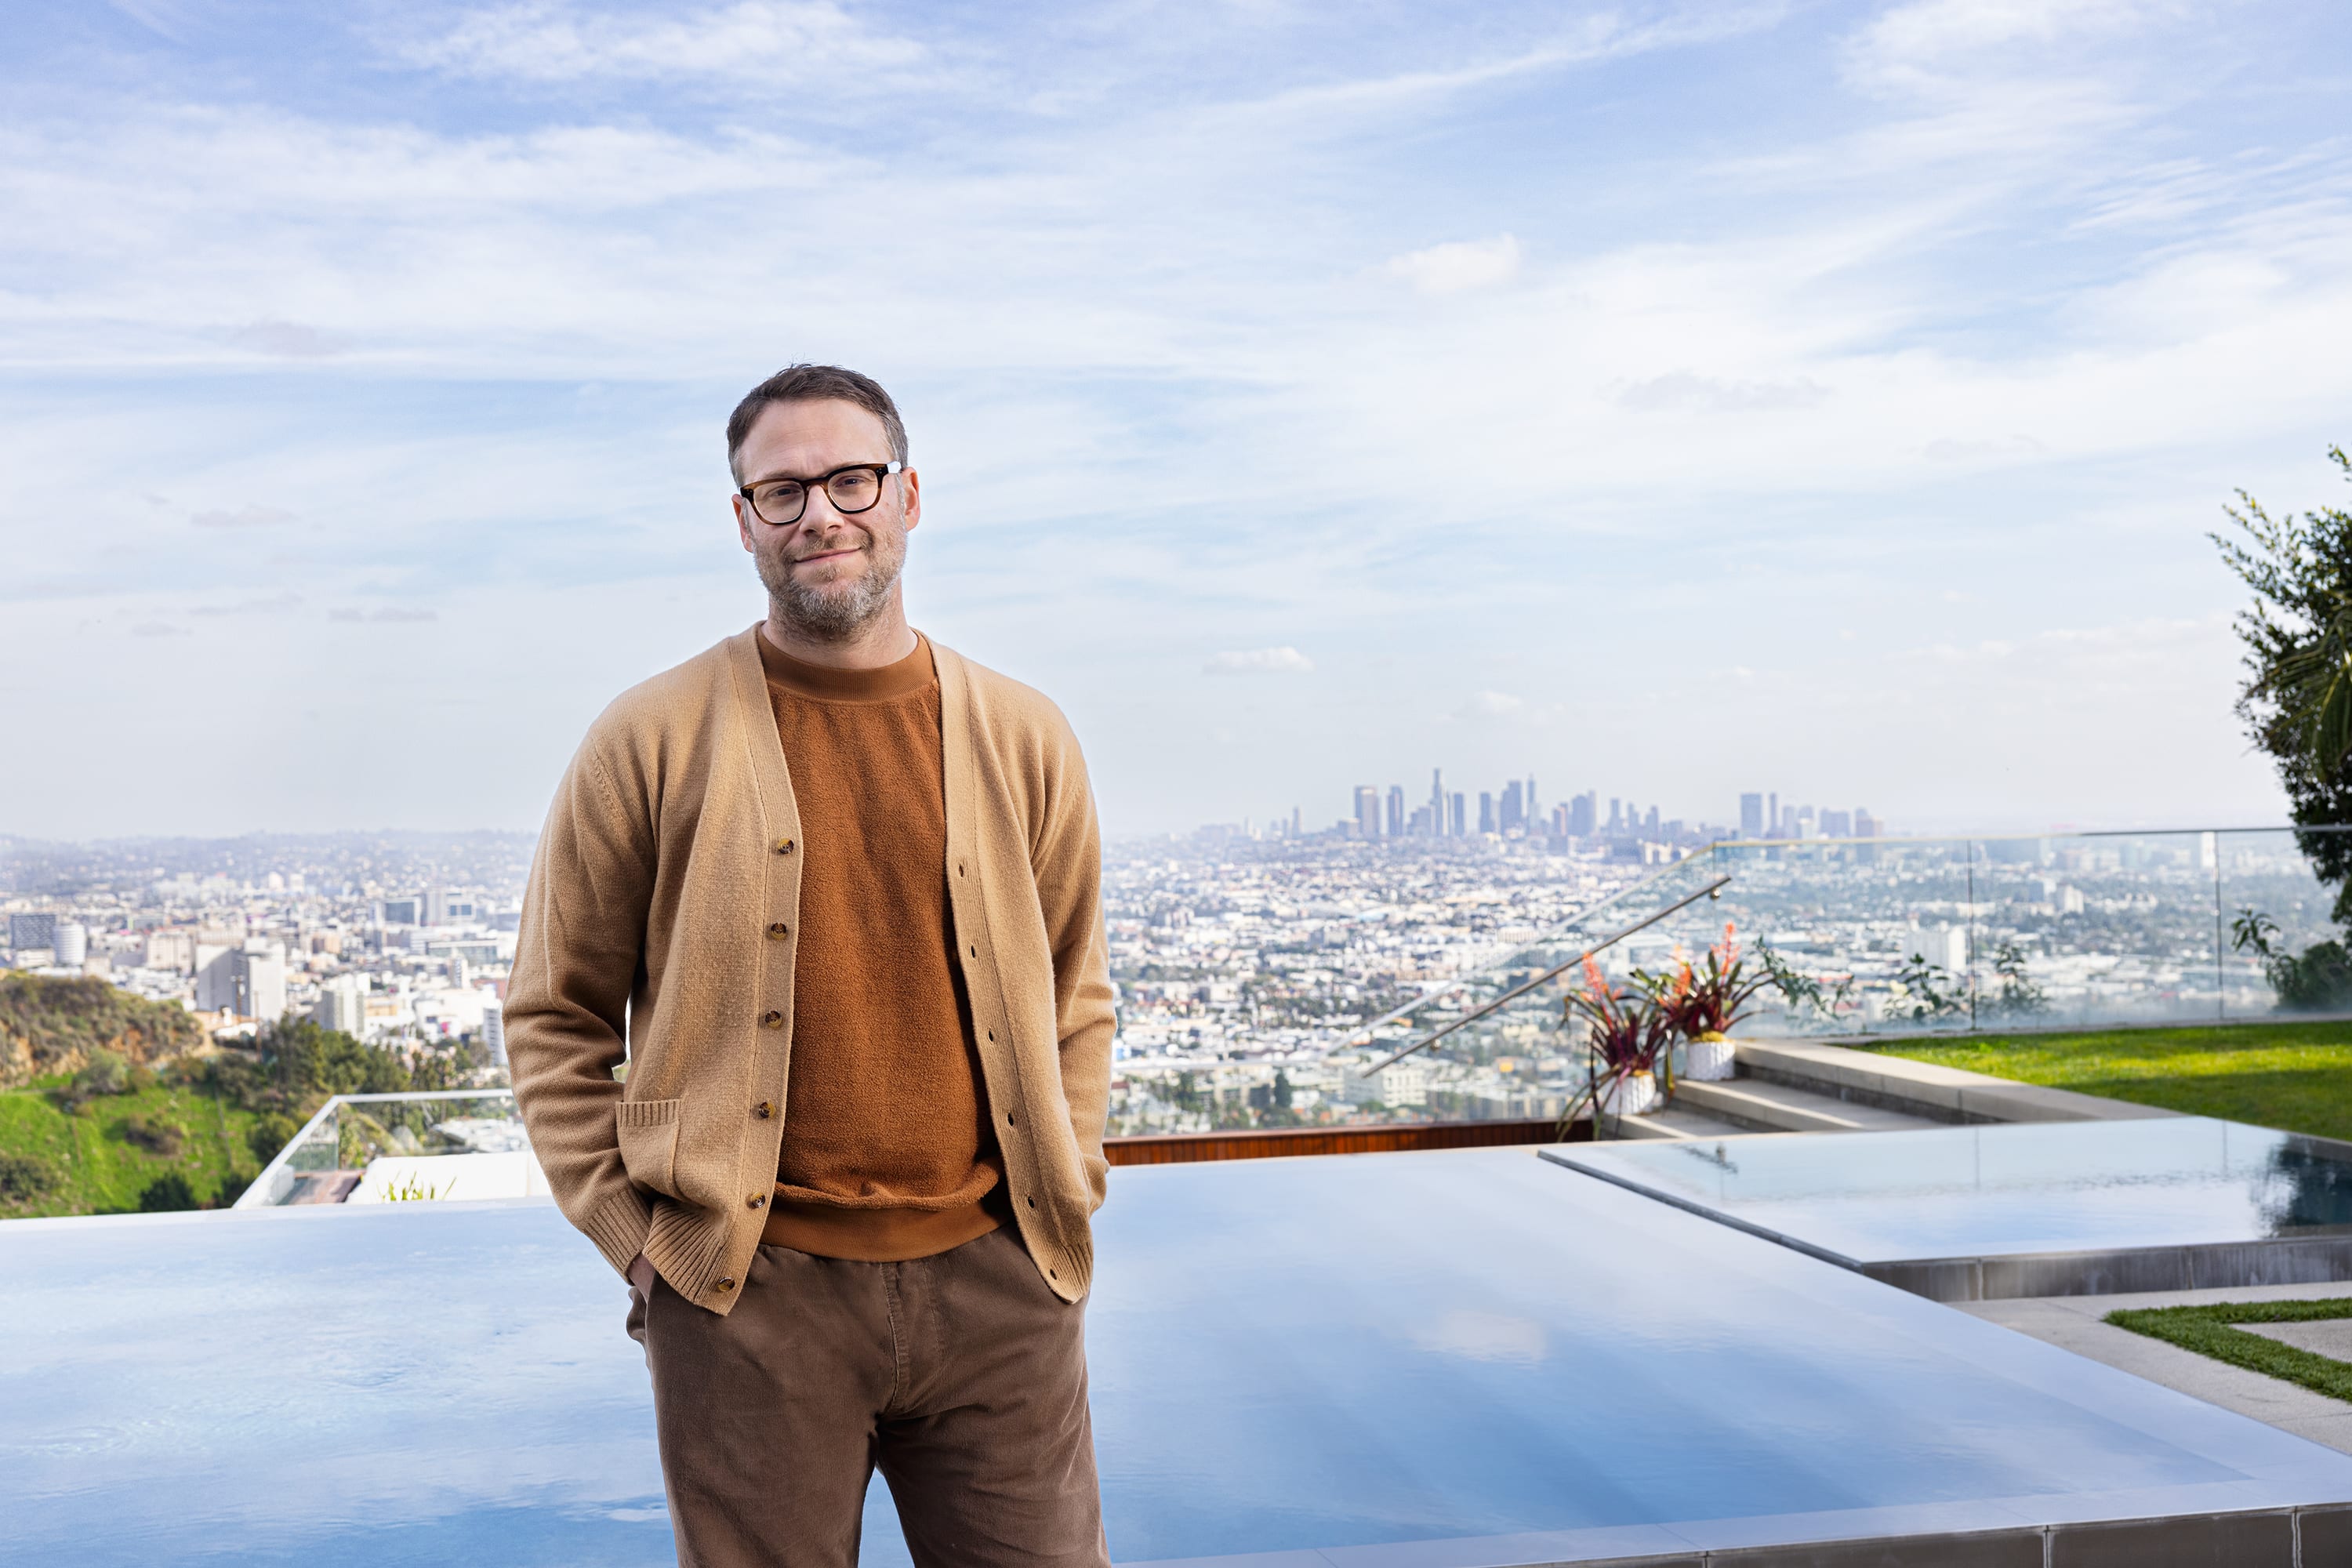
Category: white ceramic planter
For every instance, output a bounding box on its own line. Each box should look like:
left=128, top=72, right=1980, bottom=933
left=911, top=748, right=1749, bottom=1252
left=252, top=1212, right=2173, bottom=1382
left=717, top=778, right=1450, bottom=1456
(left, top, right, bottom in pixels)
left=1599, top=1070, right=1659, bottom=1118
left=1682, top=1034, right=1737, bottom=1082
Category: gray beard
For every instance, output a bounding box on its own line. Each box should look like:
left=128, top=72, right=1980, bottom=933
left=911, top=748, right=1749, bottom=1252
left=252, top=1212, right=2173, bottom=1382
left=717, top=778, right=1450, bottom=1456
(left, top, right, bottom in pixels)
left=761, top=537, right=904, bottom=644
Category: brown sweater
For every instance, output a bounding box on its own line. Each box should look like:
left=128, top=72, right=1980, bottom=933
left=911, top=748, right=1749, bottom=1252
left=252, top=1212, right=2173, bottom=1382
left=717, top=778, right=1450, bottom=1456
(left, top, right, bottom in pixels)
left=754, top=630, right=1004, bottom=1261
left=506, top=626, right=1113, bottom=1316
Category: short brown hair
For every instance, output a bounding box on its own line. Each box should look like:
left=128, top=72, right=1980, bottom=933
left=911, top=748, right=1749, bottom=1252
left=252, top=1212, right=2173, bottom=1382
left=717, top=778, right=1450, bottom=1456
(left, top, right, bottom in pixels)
left=725, top=364, right=909, bottom=482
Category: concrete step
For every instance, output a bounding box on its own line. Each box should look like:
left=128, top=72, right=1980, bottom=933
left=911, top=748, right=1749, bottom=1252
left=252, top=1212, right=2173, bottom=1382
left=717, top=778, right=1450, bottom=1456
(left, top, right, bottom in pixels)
left=1732, top=1039, right=2179, bottom=1125
left=1611, top=1103, right=1756, bottom=1141
left=1673, top=1076, right=1943, bottom=1135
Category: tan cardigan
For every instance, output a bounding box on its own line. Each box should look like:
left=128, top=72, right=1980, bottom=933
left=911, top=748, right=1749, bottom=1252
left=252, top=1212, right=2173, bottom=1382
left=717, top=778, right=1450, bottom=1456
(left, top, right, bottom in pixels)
left=506, top=627, right=1116, bottom=1316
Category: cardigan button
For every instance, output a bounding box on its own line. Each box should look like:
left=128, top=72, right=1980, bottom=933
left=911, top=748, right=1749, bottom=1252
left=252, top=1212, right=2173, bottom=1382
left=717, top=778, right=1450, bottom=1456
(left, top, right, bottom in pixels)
left=767, top=922, right=789, bottom=939
left=714, top=1276, right=736, bottom=1293
left=774, top=838, right=795, bottom=855
left=754, top=1101, right=774, bottom=1119
left=747, top=1193, right=767, bottom=1209
left=761, top=1010, right=784, bottom=1029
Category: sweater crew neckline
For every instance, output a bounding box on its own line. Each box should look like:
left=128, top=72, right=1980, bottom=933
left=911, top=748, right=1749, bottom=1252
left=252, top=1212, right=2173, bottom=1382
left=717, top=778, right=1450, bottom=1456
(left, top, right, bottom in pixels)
left=756, top=624, right=935, bottom=702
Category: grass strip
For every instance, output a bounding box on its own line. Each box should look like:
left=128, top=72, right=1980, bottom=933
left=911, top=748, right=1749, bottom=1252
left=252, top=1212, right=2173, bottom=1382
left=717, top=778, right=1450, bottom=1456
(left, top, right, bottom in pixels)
left=2106, top=1297, right=2352, bottom=1403
left=1876, top=1018, right=2352, bottom=1143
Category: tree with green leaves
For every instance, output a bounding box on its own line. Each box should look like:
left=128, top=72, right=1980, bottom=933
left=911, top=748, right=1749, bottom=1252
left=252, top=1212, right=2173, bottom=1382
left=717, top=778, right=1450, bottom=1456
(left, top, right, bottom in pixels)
left=2213, top=445, right=2352, bottom=919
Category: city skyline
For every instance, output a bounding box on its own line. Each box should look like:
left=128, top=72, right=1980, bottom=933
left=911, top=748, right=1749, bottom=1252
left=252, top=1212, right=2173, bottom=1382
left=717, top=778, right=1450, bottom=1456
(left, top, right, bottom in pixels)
left=1216, top=770, right=1896, bottom=847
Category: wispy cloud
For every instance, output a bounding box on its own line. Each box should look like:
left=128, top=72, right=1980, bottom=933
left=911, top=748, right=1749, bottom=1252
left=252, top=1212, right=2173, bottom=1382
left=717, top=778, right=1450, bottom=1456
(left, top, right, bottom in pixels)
left=191, top=505, right=296, bottom=528
left=1388, top=234, right=1521, bottom=296
left=1205, top=647, right=1313, bottom=675
left=0, top=1, right=2338, bottom=837
left=391, top=1, right=927, bottom=84
left=1617, top=371, right=1829, bottom=413
left=192, top=593, right=303, bottom=617
left=227, top=320, right=344, bottom=358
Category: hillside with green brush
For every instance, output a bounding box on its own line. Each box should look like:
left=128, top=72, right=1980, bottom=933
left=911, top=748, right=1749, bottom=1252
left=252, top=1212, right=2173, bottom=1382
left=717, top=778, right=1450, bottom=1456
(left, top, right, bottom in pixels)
left=0, top=1074, right=268, bottom=1217
left=0, top=997, right=496, bottom=1218
left=0, top=971, right=207, bottom=1089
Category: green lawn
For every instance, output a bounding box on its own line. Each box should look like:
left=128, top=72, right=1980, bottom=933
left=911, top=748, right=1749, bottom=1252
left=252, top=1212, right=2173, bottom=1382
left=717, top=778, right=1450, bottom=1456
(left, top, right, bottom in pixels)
left=2106, top=1297, right=2352, bottom=1403
left=1878, top=1019, right=2352, bottom=1142
left=0, top=1076, right=267, bottom=1218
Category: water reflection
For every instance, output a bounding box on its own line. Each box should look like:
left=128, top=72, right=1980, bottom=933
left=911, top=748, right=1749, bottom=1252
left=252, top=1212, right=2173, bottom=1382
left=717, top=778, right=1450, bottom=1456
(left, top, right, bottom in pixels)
left=1559, top=1117, right=2352, bottom=1261
left=2260, top=1138, right=2352, bottom=1234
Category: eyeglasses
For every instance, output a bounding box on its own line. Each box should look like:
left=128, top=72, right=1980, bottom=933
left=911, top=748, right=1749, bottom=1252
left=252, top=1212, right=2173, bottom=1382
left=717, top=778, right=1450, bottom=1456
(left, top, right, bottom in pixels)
left=738, top=461, right=904, bottom=528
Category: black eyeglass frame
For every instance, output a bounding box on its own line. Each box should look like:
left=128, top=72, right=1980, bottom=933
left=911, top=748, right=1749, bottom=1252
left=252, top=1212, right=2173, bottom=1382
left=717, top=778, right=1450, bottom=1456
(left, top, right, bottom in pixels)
left=736, top=460, right=906, bottom=528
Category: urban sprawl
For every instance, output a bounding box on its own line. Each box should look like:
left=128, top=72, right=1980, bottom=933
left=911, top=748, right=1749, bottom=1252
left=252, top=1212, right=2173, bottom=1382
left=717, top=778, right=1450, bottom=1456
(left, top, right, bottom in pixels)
left=2, top=781, right=2330, bottom=1146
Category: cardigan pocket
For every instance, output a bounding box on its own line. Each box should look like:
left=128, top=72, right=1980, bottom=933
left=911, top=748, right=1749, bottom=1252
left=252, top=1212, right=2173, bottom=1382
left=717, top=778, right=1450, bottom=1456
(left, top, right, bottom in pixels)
left=615, top=1098, right=684, bottom=1198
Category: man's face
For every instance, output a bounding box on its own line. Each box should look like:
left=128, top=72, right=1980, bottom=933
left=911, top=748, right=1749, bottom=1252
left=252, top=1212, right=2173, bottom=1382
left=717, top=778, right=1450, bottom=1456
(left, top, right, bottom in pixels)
left=734, top=398, right=920, bottom=641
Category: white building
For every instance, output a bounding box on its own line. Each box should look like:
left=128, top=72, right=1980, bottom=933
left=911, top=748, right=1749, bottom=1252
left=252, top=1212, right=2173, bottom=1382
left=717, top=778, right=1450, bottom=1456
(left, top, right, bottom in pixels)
left=481, top=997, right=506, bottom=1067
left=1339, top=1057, right=1431, bottom=1108
left=314, top=975, right=367, bottom=1034
left=52, top=922, right=88, bottom=968
left=197, top=940, right=288, bottom=1022
left=143, top=929, right=195, bottom=973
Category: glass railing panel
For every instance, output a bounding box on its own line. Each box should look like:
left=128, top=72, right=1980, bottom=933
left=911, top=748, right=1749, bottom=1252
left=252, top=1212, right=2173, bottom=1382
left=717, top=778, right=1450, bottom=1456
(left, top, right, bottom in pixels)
left=1699, top=829, right=2244, bottom=1037
left=236, top=1090, right=531, bottom=1206
left=1704, top=834, right=1983, bottom=1038
left=1341, top=852, right=1730, bottom=1123
left=1976, top=830, right=2223, bottom=1033
left=2216, top=825, right=2352, bottom=1018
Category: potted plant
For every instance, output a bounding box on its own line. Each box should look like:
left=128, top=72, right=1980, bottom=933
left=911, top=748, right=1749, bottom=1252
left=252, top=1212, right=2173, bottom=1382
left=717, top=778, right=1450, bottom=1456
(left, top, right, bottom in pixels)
left=1562, top=958, right=1675, bottom=1127
left=1643, top=923, right=1769, bottom=1081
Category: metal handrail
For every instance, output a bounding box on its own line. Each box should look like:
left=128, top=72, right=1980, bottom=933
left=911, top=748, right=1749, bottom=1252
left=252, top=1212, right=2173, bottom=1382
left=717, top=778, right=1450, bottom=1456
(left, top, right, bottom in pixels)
left=1360, top=876, right=1732, bottom=1074
left=1334, top=853, right=1708, bottom=1051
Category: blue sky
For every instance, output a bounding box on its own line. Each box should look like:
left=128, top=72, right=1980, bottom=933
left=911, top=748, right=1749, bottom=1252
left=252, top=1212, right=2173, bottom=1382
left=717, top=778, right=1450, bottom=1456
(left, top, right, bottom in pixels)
left=3, top=0, right=2350, bottom=839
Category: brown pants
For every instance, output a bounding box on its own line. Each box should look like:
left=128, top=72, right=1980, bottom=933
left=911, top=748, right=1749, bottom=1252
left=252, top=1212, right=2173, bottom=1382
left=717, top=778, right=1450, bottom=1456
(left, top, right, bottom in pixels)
left=631, top=1226, right=1109, bottom=1568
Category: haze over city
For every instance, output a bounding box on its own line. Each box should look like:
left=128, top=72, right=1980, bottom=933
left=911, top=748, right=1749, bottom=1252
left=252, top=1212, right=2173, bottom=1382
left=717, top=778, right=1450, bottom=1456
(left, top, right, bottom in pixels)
left=6, top=1, right=2350, bottom=841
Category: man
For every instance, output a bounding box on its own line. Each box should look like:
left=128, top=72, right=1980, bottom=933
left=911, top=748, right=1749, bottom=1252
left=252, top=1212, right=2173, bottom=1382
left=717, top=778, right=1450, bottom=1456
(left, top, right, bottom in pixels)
left=506, top=364, right=1116, bottom=1568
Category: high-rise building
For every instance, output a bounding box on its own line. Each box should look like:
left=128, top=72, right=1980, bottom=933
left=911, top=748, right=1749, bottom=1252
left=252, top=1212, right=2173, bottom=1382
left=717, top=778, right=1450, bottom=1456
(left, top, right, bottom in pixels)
left=1525, top=775, right=1538, bottom=825
left=1500, top=780, right=1524, bottom=833
left=1353, top=786, right=1381, bottom=839
left=1570, top=792, right=1597, bottom=838
left=1447, top=792, right=1467, bottom=837
left=1429, top=768, right=1446, bottom=831
left=9, top=912, right=56, bottom=953
left=1820, top=808, right=1853, bottom=837
left=1740, top=793, right=1764, bottom=839
left=482, top=996, right=507, bottom=1068
left=1407, top=805, right=1433, bottom=836
left=198, top=940, right=288, bottom=1022
left=1854, top=808, right=1880, bottom=839
left=1607, top=798, right=1623, bottom=834
left=143, top=929, right=194, bottom=973
left=1552, top=803, right=1571, bottom=837
left=314, top=975, right=366, bottom=1035
left=1385, top=785, right=1405, bottom=837
left=1479, top=792, right=1497, bottom=834
left=52, top=922, right=88, bottom=968
left=1643, top=805, right=1660, bottom=837
left=1768, top=793, right=1779, bottom=838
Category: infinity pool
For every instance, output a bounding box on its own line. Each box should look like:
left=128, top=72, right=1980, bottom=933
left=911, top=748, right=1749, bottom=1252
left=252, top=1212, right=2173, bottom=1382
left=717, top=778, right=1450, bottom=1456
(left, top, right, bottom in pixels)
left=1549, top=1116, right=2352, bottom=1301
left=3, top=1145, right=2348, bottom=1565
